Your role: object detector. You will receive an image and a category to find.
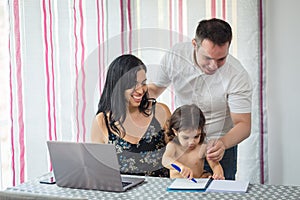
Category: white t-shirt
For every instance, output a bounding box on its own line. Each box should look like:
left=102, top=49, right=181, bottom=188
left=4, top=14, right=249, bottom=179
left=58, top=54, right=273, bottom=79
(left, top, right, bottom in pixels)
left=151, top=42, right=252, bottom=138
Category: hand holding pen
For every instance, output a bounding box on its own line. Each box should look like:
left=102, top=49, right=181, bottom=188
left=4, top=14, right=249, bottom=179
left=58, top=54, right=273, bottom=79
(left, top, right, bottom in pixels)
left=171, top=164, right=197, bottom=183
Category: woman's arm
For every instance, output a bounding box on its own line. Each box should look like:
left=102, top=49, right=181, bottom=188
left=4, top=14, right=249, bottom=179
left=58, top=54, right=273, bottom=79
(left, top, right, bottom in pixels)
left=155, top=102, right=171, bottom=143
left=155, top=102, right=171, bottom=126
left=91, top=113, right=108, bottom=144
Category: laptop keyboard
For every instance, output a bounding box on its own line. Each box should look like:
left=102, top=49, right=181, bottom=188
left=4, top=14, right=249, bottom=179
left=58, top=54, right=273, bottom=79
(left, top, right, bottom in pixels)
left=122, top=181, right=132, bottom=187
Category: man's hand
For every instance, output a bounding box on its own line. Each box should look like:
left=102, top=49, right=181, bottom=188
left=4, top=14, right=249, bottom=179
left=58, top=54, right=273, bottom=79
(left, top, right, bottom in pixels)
left=206, top=139, right=225, bottom=161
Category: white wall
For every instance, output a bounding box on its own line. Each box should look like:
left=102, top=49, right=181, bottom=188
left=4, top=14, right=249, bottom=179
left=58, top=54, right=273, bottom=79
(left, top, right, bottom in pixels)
left=266, top=0, right=300, bottom=185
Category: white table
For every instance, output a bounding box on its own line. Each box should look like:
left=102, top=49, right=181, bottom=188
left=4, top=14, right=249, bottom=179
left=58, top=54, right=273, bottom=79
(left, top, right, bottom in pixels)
left=5, top=173, right=300, bottom=200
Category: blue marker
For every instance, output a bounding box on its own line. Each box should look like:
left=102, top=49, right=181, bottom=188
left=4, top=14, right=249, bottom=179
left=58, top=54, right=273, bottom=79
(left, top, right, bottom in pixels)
left=171, top=163, right=197, bottom=183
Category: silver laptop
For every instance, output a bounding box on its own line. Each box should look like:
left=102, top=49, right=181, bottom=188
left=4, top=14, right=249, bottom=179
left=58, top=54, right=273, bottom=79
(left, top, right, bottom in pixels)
left=47, top=141, right=145, bottom=192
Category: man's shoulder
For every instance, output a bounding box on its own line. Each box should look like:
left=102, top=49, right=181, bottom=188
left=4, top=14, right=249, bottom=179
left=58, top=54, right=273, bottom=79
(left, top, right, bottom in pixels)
left=222, top=55, right=252, bottom=86
left=225, top=54, right=249, bottom=74
left=226, top=54, right=242, bottom=66
left=164, top=42, right=193, bottom=64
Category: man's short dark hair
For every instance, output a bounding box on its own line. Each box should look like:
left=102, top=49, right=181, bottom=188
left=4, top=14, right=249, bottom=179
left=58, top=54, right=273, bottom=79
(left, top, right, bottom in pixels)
left=195, top=18, right=232, bottom=46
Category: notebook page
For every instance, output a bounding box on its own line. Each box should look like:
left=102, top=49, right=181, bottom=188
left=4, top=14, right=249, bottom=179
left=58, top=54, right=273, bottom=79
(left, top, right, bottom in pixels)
left=206, top=180, right=249, bottom=193
left=168, top=178, right=210, bottom=190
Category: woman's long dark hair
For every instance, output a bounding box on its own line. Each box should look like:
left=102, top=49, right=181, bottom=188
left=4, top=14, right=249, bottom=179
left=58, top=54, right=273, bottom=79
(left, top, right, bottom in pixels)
left=165, top=104, right=206, bottom=144
left=96, top=54, right=155, bottom=137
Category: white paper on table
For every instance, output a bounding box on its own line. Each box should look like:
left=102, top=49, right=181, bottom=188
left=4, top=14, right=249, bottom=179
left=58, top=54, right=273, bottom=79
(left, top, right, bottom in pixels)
left=206, top=180, right=249, bottom=193
left=167, top=178, right=210, bottom=190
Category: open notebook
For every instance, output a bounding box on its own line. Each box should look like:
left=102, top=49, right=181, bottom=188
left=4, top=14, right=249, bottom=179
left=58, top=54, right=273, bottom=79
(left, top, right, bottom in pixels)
left=47, top=141, right=145, bottom=192
left=167, top=178, right=249, bottom=193
left=167, top=178, right=213, bottom=191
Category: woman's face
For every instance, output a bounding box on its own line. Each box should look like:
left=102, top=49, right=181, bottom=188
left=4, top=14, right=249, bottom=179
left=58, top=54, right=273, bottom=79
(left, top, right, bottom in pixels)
left=175, top=129, right=201, bottom=150
left=125, top=69, right=147, bottom=108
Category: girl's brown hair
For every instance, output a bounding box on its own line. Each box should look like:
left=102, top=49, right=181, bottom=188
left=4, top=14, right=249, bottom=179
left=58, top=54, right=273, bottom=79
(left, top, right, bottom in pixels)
left=164, top=104, right=206, bottom=144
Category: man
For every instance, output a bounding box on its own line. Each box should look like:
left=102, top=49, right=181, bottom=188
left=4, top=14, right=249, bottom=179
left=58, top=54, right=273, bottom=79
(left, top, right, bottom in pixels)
left=149, top=18, right=252, bottom=180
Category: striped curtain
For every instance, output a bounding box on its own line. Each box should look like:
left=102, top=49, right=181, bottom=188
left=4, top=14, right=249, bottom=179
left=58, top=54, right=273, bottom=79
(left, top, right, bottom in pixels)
left=0, top=0, right=267, bottom=189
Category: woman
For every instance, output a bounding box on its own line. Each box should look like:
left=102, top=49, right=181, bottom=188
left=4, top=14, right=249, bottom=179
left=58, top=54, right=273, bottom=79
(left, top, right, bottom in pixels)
left=91, top=54, right=170, bottom=177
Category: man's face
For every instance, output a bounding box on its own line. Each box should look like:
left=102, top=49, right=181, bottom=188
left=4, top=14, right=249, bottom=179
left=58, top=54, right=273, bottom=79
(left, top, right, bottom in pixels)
left=193, top=39, right=229, bottom=75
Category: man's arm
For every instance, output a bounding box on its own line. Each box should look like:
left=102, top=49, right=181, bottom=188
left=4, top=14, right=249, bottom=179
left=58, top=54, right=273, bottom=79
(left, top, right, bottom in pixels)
left=207, top=112, right=251, bottom=161
left=221, top=112, right=251, bottom=149
left=147, top=83, right=167, bottom=98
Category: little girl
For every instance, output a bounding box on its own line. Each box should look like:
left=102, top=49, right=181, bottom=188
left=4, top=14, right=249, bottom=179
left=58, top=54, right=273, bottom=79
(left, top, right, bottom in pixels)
left=162, top=104, right=224, bottom=180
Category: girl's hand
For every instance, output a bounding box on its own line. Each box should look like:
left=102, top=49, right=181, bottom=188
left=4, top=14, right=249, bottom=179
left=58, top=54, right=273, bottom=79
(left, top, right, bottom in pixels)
left=212, top=173, right=225, bottom=180
left=180, top=165, right=194, bottom=180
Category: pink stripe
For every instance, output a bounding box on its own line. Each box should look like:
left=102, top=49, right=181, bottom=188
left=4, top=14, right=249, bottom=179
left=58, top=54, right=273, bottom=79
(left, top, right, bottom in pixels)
left=178, top=0, right=183, bottom=42
left=8, top=33, right=16, bottom=186
left=73, top=0, right=80, bottom=142
left=48, top=0, right=57, bottom=141
left=42, top=0, right=52, bottom=143
left=259, top=0, right=265, bottom=184
left=169, top=0, right=173, bottom=46
left=101, top=0, right=105, bottom=45
left=211, top=0, right=216, bottom=18
left=97, top=0, right=105, bottom=95
left=42, top=0, right=53, bottom=173
left=96, top=0, right=102, bottom=94
left=101, top=0, right=105, bottom=93
left=222, top=0, right=226, bottom=20
left=97, top=0, right=105, bottom=94
left=169, top=0, right=174, bottom=111
left=120, top=0, right=124, bottom=53
left=13, top=0, right=25, bottom=183
left=127, top=0, right=132, bottom=53
left=43, top=0, right=55, bottom=172
left=79, top=0, right=86, bottom=141
left=96, top=0, right=101, bottom=45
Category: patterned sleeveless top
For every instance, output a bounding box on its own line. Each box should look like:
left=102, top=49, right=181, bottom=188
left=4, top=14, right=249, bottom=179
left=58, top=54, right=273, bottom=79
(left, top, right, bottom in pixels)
left=103, top=112, right=169, bottom=177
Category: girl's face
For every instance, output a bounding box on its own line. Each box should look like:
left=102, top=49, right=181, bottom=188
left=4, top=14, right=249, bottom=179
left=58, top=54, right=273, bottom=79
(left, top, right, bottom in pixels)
left=175, top=129, right=201, bottom=150
left=125, top=69, right=147, bottom=108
